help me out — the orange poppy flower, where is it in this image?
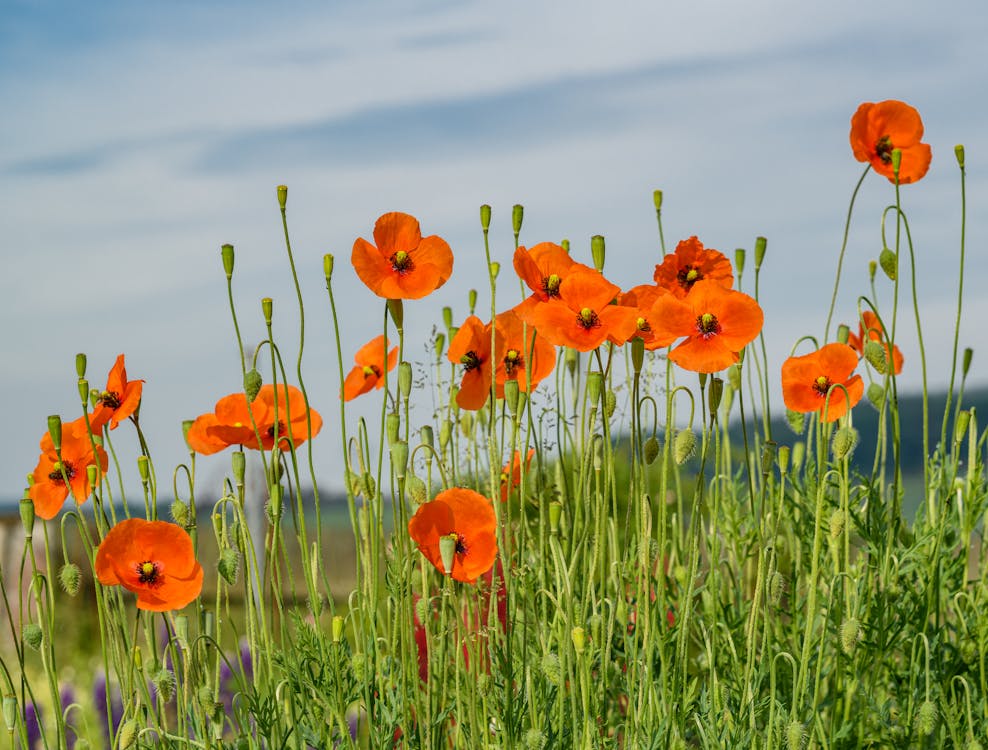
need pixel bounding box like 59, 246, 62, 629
191, 384, 322, 453
95, 518, 203, 612
408, 487, 498, 583
342, 335, 399, 401
351, 212, 453, 299
493, 309, 555, 397
29, 416, 108, 520
447, 316, 503, 410
523, 268, 639, 352
499, 448, 535, 502
653, 237, 733, 299
651, 280, 764, 373
612, 284, 677, 350
850, 100, 932, 184
781, 343, 864, 423
90, 354, 144, 432
847, 311, 904, 375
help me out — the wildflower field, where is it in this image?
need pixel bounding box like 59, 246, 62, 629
4, 100, 986, 748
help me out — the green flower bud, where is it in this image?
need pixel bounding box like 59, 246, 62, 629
480, 204, 492, 231
153, 667, 176, 703
829, 509, 846, 542
561, 238, 570, 254
87, 463, 99, 489
19, 495, 35, 538
117, 718, 138, 749
879, 248, 897, 280
840, 617, 861, 655
604, 390, 617, 420
490, 261, 500, 279
831, 426, 858, 461
261, 297, 273, 325
734, 248, 746, 276
59, 562, 81, 596
915, 699, 937, 736
708, 377, 724, 414
524, 728, 546, 750
754, 236, 767, 271
47, 414, 63, 452
785, 408, 805, 435
631, 336, 645, 374
955, 409, 972, 444
777, 445, 790, 474
218, 547, 241, 585
2, 695, 15, 732
674, 429, 697, 465
244, 369, 262, 402
591, 235, 606, 272
891, 148, 902, 175
512, 204, 524, 236
458, 411, 473, 436
643, 436, 660, 465
468, 289, 478, 314
760, 441, 777, 476
867, 383, 885, 411
541, 652, 562, 685
963, 347, 973, 377
863, 341, 888, 374
23, 623, 43, 651
571, 626, 586, 655
137, 455, 150, 484
170, 499, 190, 529
323, 253, 334, 282
276, 184, 288, 209
785, 720, 804, 750
955, 144, 965, 168
442, 306, 453, 331
769, 571, 785, 606
836, 324, 850, 345
791, 442, 805, 472
405, 474, 427, 505
332, 615, 345, 643
438, 420, 453, 452
221, 244, 235, 279
868, 260, 877, 283
75, 353, 87, 378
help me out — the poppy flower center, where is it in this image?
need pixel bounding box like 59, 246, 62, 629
99, 390, 122, 409
503, 349, 523, 376
137, 560, 162, 586
266, 420, 287, 439
453, 534, 467, 555
696, 313, 721, 338
543, 274, 562, 297
47, 460, 76, 484
813, 375, 832, 396
678, 266, 702, 290
875, 135, 894, 164
460, 351, 483, 372
390, 251, 413, 273
636, 316, 651, 333
362, 365, 381, 379
577, 308, 600, 330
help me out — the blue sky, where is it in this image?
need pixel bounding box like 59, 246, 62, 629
3, 0, 987, 500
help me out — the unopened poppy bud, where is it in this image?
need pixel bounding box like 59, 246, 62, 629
955, 144, 965, 168
754, 236, 767, 270
221, 244, 235, 279
549, 501, 562, 535
586, 371, 603, 406
47, 414, 63, 451
863, 341, 888, 374
734, 248, 746, 276
561, 238, 570, 254
604, 390, 617, 420
592, 435, 604, 471
276, 184, 287, 209
478, 204, 492, 232
524, 728, 546, 750
915, 699, 937, 736
955, 409, 972, 444
242, 369, 262, 402
512, 204, 524, 236
390, 440, 409, 480
2, 695, 16, 732
439, 533, 458, 575
218, 547, 240, 585
879, 248, 897, 280
791, 441, 805, 472
785, 408, 805, 435
785, 720, 804, 750
153, 667, 176, 703
20, 495, 35, 537
651, 189, 663, 211
708, 377, 723, 413
890, 148, 902, 176
504, 379, 520, 413
966, 740, 984, 750
87, 463, 99, 488
867, 383, 885, 411
760, 441, 777, 475
23, 622, 43, 651
829, 509, 846, 541
960, 637, 978, 665
571, 626, 586, 655
674, 429, 697, 465
769, 571, 785, 605
397, 361, 412, 400
869, 260, 878, 283
591, 235, 605, 272
840, 617, 861, 655
137, 455, 150, 484
117, 717, 138, 749
386, 412, 400, 446
962, 347, 973, 377
643, 435, 660, 465
386, 298, 403, 331
323, 253, 334, 282
541, 652, 562, 685
777, 445, 790, 474
631, 337, 645, 374
59, 562, 81, 596
458, 411, 473, 435
468, 289, 478, 314
836, 324, 850, 345
170, 499, 189, 527
261, 297, 273, 325
406, 474, 427, 505
438, 419, 452, 452
832, 426, 858, 461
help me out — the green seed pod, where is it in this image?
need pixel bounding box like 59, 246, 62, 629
438, 420, 453, 452
727, 363, 742, 391
276, 184, 288, 209
879, 248, 897, 280
390, 440, 409, 480
218, 548, 241, 586
753, 236, 767, 271
386, 412, 401, 446
891, 147, 902, 175
829, 509, 846, 542
117, 718, 138, 749
840, 617, 861, 655
480, 204, 492, 231
565, 347, 578, 379
23, 623, 43, 651
571, 626, 587, 655
836, 324, 850, 345
734, 248, 746, 276
785, 408, 805, 435
604, 390, 617, 420
962, 347, 973, 377
266, 484, 282, 524
19, 495, 35, 538
153, 668, 176, 703
439, 534, 458, 575
867, 383, 885, 411
785, 720, 804, 750
47, 414, 63, 452
458, 412, 473, 436
59, 562, 81, 596
760, 441, 777, 476
548, 501, 562, 535
643, 436, 660, 465
468, 289, 478, 314
708, 377, 724, 414
915, 699, 937, 736
768, 571, 785, 606
323, 253, 334, 282
791, 442, 805, 472
1, 695, 15, 732
869, 260, 877, 283
387, 298, 404, 331
137, 455, 150, 484
78, 378, 90, 405
541, 652, 562, 685
831, 427, 858, 461
955, 144, 965, 169
631, 336, 645, 375
244, 369, 263, 402
512, 204, 524, 236
863, 341, 888, 374
777, 445, 790, 474
561, 238, 570, 254
261, 297, 273, 325
955, 409, 972, 444
504, 379, 520, 413
591, 235, 606, 272
331, 615, 345, 643
221, 244, 235, 279
524, 728, 546, 750
674, 429, 697, 465
586, 372, 603, 406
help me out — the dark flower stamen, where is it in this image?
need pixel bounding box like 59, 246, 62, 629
390, 251, 413, 273
137, 561, 161, 586
460, 351, 482, 371
875, 135, 894, 164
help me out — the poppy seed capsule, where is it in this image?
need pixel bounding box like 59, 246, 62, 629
754, 236, 767, 271
777, 445, 790, 474
47, 414, 62, 451
1, 695, 14, 732
512, 204, 524, 235
955, 410, 972, 444
221, 244, 235, 279
760, 441, 777, 476
261, 297, 273, 325
836, 324, 850, 345
480, 204, 492, 231
869, 260, 878, 283
468, 289, 477, 313
879, 248, 897, 280
387, 298, 404, 330
549, 501, 562, 535
386, 412, 400, 446
963, 347, 973, 377
19, 496, 34, 537
390, 440, 409, 480
397, 361, 412, 399
734, 248, 746, 276
586, 372, 603, 406
438, 533, 458, 576
276, 184, 287, 209
591, 235, 605, 272
490, 261, 500, 279
955, 144, 965, 168
503, 379, 520, 413
891, 147, 902, 174
331, 614, 345, 643
653, 189, 663, 211
571, 626, 586, 655
77, 378, 89, 404
323, 253, 334, 282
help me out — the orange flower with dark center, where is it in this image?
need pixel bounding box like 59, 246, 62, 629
612, 284, 676, 350
651, 280, 763, 373
493, 309, 555, 397
29, 416, 108, 520
343, 335, 399, 401
850, 100, 932, 184
90, 354, 144, 432
190, 384, 322, 453
653, 237, 733, 299
499, 448, 535, 502
95, 518, 204, 612
847, 311, 904, 375
351, 212, 453, 299
408, 488, 497, 583
781, 343, 864, 423
448, 316, 504, 410
523, 268, 638, 352
513, 242, 586, 301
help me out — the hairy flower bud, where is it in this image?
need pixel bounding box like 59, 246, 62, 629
785, 720, 805, 750
674, 429, 697, 465
643, 436, 660, 465
218, 548, 241, 586
153, 668, 176, 703
244, 369, 262, 402
59, 562, 81, 596
480, 204, 492, 231
829, 509, 846, 542
23, 623, 43, 651
863, 341, 888, 374
785, 409, 805, 435
879, 248, 897, 281
405, 474, 427, 505
867, 383, 885, 411
915, 699, 937, 736
769, 571, 785, 606
831, 426, 858, 461
117, 718, 138, 749
840, 617, 861, 655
